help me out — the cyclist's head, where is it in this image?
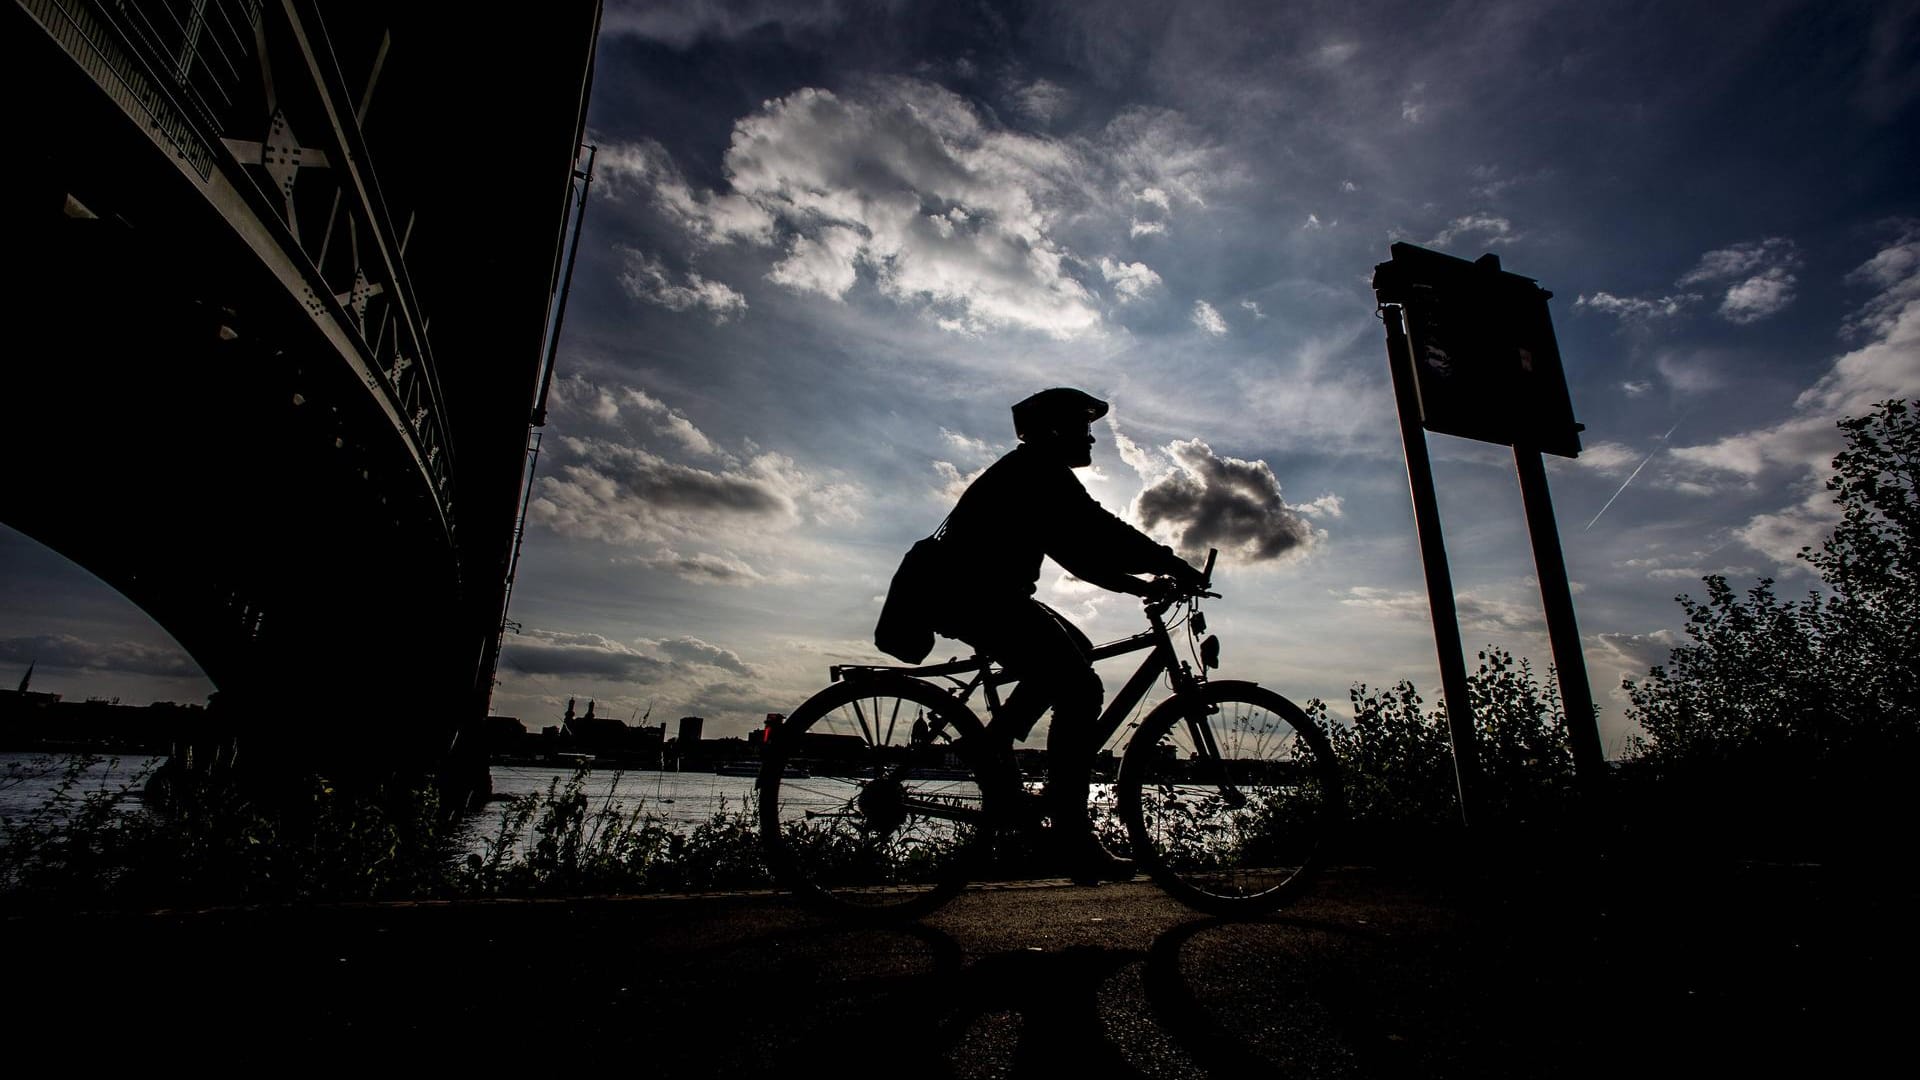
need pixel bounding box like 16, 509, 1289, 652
1012, 388, 1105, 468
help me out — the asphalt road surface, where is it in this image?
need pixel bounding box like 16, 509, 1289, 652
5, 864, 1909, 1076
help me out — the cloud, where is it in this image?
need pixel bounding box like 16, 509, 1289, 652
1240, 300, 1267, 319
765, 225, 865, 299
630, 550, 770, 586
1588, 629, 1683, 689
620, 387, 722, 458
602, 2, 851, 50
531, 436, 860, 555
1842, 221, 1920, 338
932, 459, 989, 501
606, 81, 1224, 340
1131, 439, 1325, 563
1580, 240, 1799, 326
1622, 380, 1652, 396
597, 140, 774, 245
939, 427, 1000, 464
1190, 300, 1227, 335
1469, 165, 1543, 201
1109, 425, 1170, 483
503, 630, 756, 683
1129, 219, 1167, 238
1663, 226, 1920, 562
1011, 78, 1071, 124
549, 374, 623, 425
1569, 441, 1642, 475
1574, 291, 1699, 321
0, 634, 201, 677
1303, 213, 1324, 230
550, 376, 729, 461
1295, 493, 1344, 518
1677, 237, 1801, 323
1098, 257, 1163, 303
651, 636, 755, 675
1644, 565, 1759, 582
1335, 587, 1545, 640
501, 630, 670, 681
1429, 213, 1517, 248
616, 247, 748, 322
1654, 349, 1730, 395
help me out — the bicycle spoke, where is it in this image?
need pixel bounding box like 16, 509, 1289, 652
1121, 683, 1340, 914
761, 678, 994, 917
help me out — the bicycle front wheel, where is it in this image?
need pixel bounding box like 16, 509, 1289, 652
759, 675, 995, 919
1118, 680, 1343, 916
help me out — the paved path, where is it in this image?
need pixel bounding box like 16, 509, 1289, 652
4, 865, 1910, 1076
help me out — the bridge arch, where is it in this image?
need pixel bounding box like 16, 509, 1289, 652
6, 0, 602, 782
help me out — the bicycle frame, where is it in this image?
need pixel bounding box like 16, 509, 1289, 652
828, 591, 1213, 765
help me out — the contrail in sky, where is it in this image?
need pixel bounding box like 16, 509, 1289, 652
1586, 421, 1681, 531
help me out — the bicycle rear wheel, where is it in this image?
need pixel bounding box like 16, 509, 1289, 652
759, 675, 995, 919
1118, 680, 1343, 916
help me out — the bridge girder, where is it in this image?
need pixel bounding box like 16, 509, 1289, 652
5, 0, 601, 777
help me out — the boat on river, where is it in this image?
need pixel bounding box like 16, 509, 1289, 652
714, 761, 809, 778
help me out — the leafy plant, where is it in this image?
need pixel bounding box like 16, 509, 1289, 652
1619, 399, 1920, 857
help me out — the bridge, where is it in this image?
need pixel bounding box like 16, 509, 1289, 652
4, 1, 601, 791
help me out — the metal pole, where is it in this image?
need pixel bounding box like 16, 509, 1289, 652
1512, 446, 1606, 797
1381, 305, 1481, 826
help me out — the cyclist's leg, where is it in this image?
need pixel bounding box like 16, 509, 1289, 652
942, 599, 1116, 873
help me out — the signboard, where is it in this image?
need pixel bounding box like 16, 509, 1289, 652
1372, 242, 1583, 458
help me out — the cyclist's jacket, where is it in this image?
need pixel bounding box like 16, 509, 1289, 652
936, 443, 1184, 604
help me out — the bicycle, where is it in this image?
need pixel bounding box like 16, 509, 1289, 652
756, 549, 1344, 920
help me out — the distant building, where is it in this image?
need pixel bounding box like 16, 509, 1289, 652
678, 716, 705, 745
483, 715, 527, 752
561, 698, 631, 754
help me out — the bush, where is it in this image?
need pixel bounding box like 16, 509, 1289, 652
1620, 399, 1920, 859
0, 755, 457, 910
456, 768, 769, 897
1306, 646, 1577, 862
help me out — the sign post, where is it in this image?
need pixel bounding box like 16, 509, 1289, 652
1372, 243, 1605, 815
1380, 302, 1482, 826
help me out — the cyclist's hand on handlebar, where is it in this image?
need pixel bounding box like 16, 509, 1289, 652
1167, 558, 1210, 595
1140, 576, 1181, 606
1143, 567, 1208, 606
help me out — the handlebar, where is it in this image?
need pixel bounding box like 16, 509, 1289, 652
1144, 547, 1221, 612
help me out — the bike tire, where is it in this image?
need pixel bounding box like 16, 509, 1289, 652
759, 674, 996, 920
1118, 680, 1344, 916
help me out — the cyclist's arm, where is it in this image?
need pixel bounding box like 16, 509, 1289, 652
1043, 470, 1196, 587
1053, 559, 1157, 597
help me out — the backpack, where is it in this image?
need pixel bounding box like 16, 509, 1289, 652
874, 522, 949, 663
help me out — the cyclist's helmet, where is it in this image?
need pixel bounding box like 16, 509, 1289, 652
1012, 387, 1108, 439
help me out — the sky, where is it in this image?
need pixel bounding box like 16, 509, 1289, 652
4, 0, 1918, 756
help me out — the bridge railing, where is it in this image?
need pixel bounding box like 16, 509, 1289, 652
22, 0, 458, 540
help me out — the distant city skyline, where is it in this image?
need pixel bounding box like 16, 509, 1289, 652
4, 0, 1917, 752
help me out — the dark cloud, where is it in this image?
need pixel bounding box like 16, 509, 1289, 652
1133, 439, 1321, 562
560, 440, 790, 516
637, 551, 768, 585
0, 634, 202, 677
500, 631, 669, 681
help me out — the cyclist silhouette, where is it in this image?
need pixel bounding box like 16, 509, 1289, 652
929, 388, 1206, 880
